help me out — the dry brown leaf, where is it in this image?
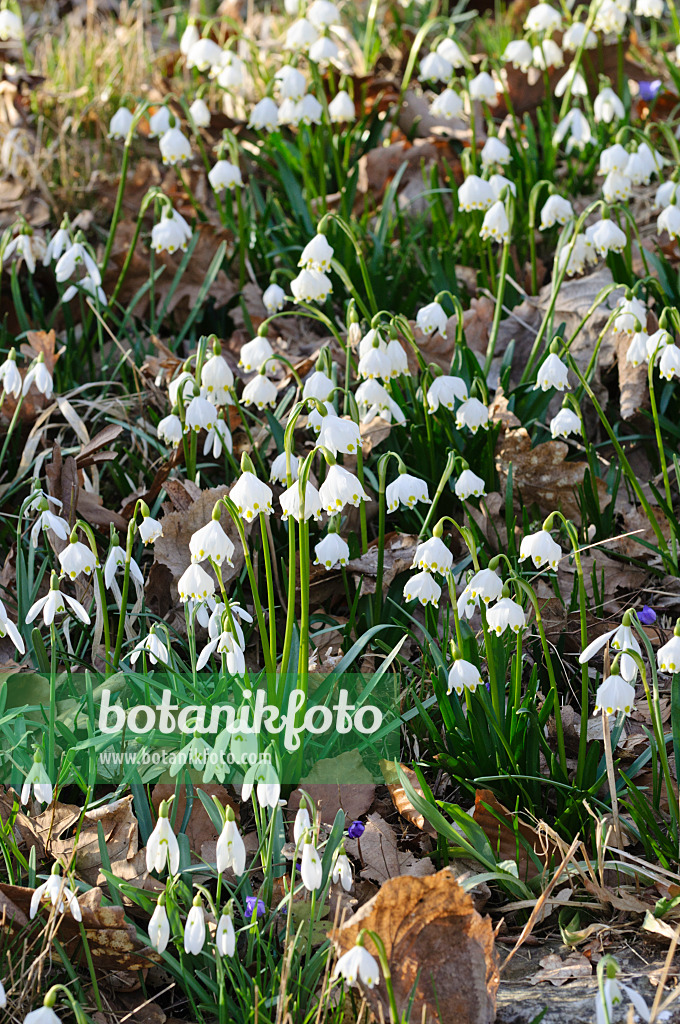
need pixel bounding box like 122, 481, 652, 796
381, 760, 436, 836
344, 812, 434, 883
529, 953, 592, 987
289, 749, 375, 827
331, 867, 499, 1024
473, 790, 560, 882
347, 532, 418, 596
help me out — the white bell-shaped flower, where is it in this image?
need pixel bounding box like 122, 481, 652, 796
230, 472, 274, 521
249, 97, 279, 131
502, 40, 533, 70
468, 71, 498, 103
146, 804, 180, 874
436, 38, 467, 67
468, 567, 503, 604
519, 530, 561, 569
201, 355, 234, 405
535, 352, 570, 391
333, 942, 380, 988
216, 810, 246, 875
130, 625, 170, 665
22, 359, 53, 398
593, 674, 635, 715
139, 514, 163, 544
26, 585, 91, 627
190, 519, 235, 566
243, 374, 278, 409
430, 88, 464, 118
411, 536, 452, 574
658, 633, 680, 674
319, 464, 368, 514
159, 126, 192, 165
303, 370, 334, 402
189, 98, 211, 127
481, 137, 511, 167
149, 900, 170, 953
151, 208, 192, 254
186, 37, 222, 70
58, 540, 98, 580
299, 234, 334, 272
291, 267, 333, 302
657, 205, 680, 241
209, 159, 242, 191
599, 143, 629, 175
332, 852, 352, 890
613, 297, 646, 334
456, 397, 489, 433
177, 563, 215, 603
30, 865, 82, 921
594, 87, 625, 123
602, 170, 632, 203
285, 17, 319, 50
263, 283, 286, 313
455, 469, 486, 500
0, 598, 24, 655
185, 395, 217, 433
314, 533, 350, 569
524, 3, 562, 32
309, 36, 340, 64
420, 51, 453, 83
386, 473, 430, 511
157, 413, 183, 447
301, 834, 323, 891
554, 66, 587, 98
317, 415, 361, 455
308, 0, 341, 27
216, 911, 236, 956
280, 480, 323, 522
239, 335, 273, 373
588, 219, 627, 258
659, 344, 680, 381
532, 40, 564, 70
20, 751, 51, 804
0, 351, 22, 398
539, 194, 574, 230
480, 200, 510, 243
647, 328, 673, 363
553, 108, 590, 151
550, 408, 581, 439
403, 571, 441, 607
104, 546, 143, 590
458, 174, 494, 211
594, 0, 627, 33
487, 596, 526, 635
579, 622, 641, 682
108, 107, 134, 139
448, 658, 482, 695
148, 106, 172, 137
275, 65, 307, 100
296, 94, 324, 125
270, 451, 300, 484
329, 90, 355, 122
426, 375, 468, 412
416, 300, 447, 337
563, 21, 597, 50
184, 899, 206, 955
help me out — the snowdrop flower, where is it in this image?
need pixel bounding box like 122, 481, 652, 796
216, 808, 246, 875
579, 618, 641, 682
456, 397, 489, 433
626, 330, 649, 367
554, 67, 587, 98
550, 407, 582, 439
184, 898, 206, 955
563, 21, 597, 50
420, 51, 453, 83
430, 88, 464, 118
55, 242, 101, 285
131, 626, 169, 666
328, 90, 355, 122
276, 65, 307, 101
196, 628, 245, 674
334, 942, 380, 989
139, 513, 163, 544
520, 530, 561, 569
208, 159, 242, 191
146, 801, 180, 874
249, 97, 279, 131
280, 480, 323, 521
231, 472, 274, 522
319, 465, 368, 514
2, 231, 44, 274
216, 909, 236, 956
242, 761, 280, 808
536, 352, 569, 391
658, 628, 680, 673
524, 3, 562, 32
263, 282, 286, 313
159, 126, 192, 165
539, 195, 573, 230
332, 851, 352, 890
658, 205, 680, 241
30, 865, 82, 922
403, 571, 441, 607
553, 108, 590, 151
532, 40, 563, 69
314, 533, 350, 569
458, 175, 494, 211
426, 375, 468, 412
659, 343, 680, 380
243, 374, 278, 409
0, 8, 23, 39
480, 200, 510, 243
386, 473, 430, 511
108, 107, 134, 139
104, 546, 143, 590
416, 300, 447, 337
177, 563, 215, 604
0, 596, 24, 655
291, 267, 333, 302
43, 223, 72, 265
187, 37, 222, 71
0, 349, 22, 398
455, 468, 486, 500
412, 536, 453, 573
58, 539, 98, 580
293, 806, 313, 844
593, 674, 635, 715
26, 580, 90, 628
151, 208, 192, 254
21, 750, 51, 805
594, 87, 625, 124
285, 17, 319, 50
487, 596, 526, 635
190, 519, 234, 567
502, 39, 533, 71
300, 233, 334, 272
468, 71, 498, 103
317, 415, 361, 455
301, 834, 323, 891
61, 274, 106, 305
309, 35, 340, 64
148, 898, 170, 953
448, 657, 482, 695
481, 137, 511, 168
30, 504, 69, 548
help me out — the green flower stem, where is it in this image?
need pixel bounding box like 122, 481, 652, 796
375, 453, 404, 622
355, 447, 369, 555
77, 520, 111, 675
484, 220, 511, 376
364, 930, 400, 1024
418, 449, 457, 540
260, 511, 277, 687
101, 102, 151, 275
0, 392, 24, 469
112, 507, 141, 670
109, 188, 159, 308
49, 621, 57, 780
647, 360, 678, 567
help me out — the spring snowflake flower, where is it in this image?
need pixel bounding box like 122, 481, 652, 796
328, 90, 355, 122
602, 170, 632, 203
300, 234, 334, 272
456, 397, 489, 433
532, 40, 563, 70
386, 473, 430, 511
458, 175, 494, 212
487, 596, 526, 635
535, 352, 569, 391
285, 17, 319, 50
659, 344, 680, 381
593, 674, 635, 715
594, 87, 625, 124
189, 98, 211, 128
502, 40, 533, 71
437, 37, 467, 67
416, 300, 447, 337
148, 899, 170, 953
556, 234, 589, 277
209, 159, 242, 191
148, 106, 171, 137
131, 626, 170, 666
626, 330, 649, 367
308, 401, 335, 433
276, 65, 307, 100
0, 350, 22, 398
30, 866, 81, 922
280, 480, 323, 522
151, 208, 192, 254
249, 97, 279, 131
239, 335, 273, 373
263, 283, 286, 313
599, 143, 628, 176
524, 2, 562, 32
186, 37, 222, 70
657, 630, 680, 673
563, 22, 597, 50
243, 374, 278, 409
0, 598, 24, 655
594, 0, 627, 33
177, 563, 215, 604
301, 835, 323, 891
24, 1008, 62, 1024
412, 536, 453, 573
291, 268, 332, 302
0, 8, 23, 38
21, 751, 51, 804
334, 943, 380, 989
190, 520, 235, 567
216, 809, 246, 875
309, 36, 340, 64
146, 802, 180, 874
448, 658, 482, 695
108, 107, 134, 139
404, 571, 441, 607
654, 181, 679, 210
540, 194, 573, 230
420, 51, 453, 83
296, 95, 324, 124
555, 67, 587, 98
58, 540, 98, 580
185, 395, 217, 433
270, 451, 299, 484
455, 468, 486, 500
139, 513, 163, 544
481, 137, 511, 168
612, 297, 646, 334
303, 370, 334, 402
587, 219, 627, 258
647, 328, 673, 363
319, 465, 368, 514
314, 533, 350, 569
358, 343, 391, 381
550, 407, 581, 439
308, 0, 341, 27
216, 910, 236, 956
430, 88, 464, 118
579, 622, 641, 682
468, 568, 503, 605
202, 355, 234, 406
317, 415, 361, 455
159, 126, 191, 165
519, 530, 561, 569
26, 584, 91, 628
635, 0, 664, 14
468, 71, 498, 104
553, 108, 590, 151
332, 852, 352, 890
426, 375, 468, 412
480, 200, 510, 243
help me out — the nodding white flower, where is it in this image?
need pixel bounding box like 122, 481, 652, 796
208, 159, 242, 191
385, 338, 410, 378
553, 108, 590, 151
2, 232, 45, 274
555, 67, 587, 98
130, 629, 169, 665
635, 143, 664, 182
146, 804, 180, 875
550, 407, 582, 439
480, 200, 510, 244
177, 563, 216, 604
249, 97, 279, 131
22, 358, 53, 399
334, 943, 380, 989
216, 811, 246, 875
148, 899, 170, 953
659, 344, 680, 381
647, 328, 673, 363
0, 351, 22, 398
468, 71, 498, 103
357, 344, 391, 382
58, 540, 98, 580
300, 234, 334, 272
563, 21, 597, 50
185, 394, 217, 433
148, 106, 172, 137
151, 208, 192, 254
30, 866, 82, 922
332, 852, 353, 890
317, 415, 361, 455
214, 50, 246, 89
594, 674, 635, 715
197, 628, 245, 673
594, 87, 625, 124
24, 1008, 62, 1024
291, 267, 332, 302
239, 335, 273, 373
243, 374, 278, 409
278, 97, 299, 127
139, 514, 163, 544
626, 330, 649, 367
242, 760, 281, 808
356, 379, 404, 424
202, 355, 234, 405
481, 137, 511, 168
319, 465, 369, 514
285, 17, 319, 50
263, 283, 286, 313
184, 900, 206, 955
556, 233, 589, 277
230, 471, 274, 522
0, 8, 23, 39
20, 752, 51, 805
280, 480, 323, 522
657, 205, 680, 241
658, 633, 680, 673
654, 180, 679, 210
624, 152, 650, 186
420, 51, 453, 83
536, 352, 570, 391
204, 418, 232, 459
216, 910, 236, 956
303, 370, 334, 402
635, 0, 664, 13
579, 623, 641, 682
159, 126, 192, 165
524, 2, 562, 32
416, 300, 447, 337
426, 375, 468, 412
539, 194, 573, 230
190, 520, 235, 567
458, 175, 494, 212
456, 397, 489, 434
276, 66, 307, 101
26, 586, 91, 627
168, 370, 195, 408
487, 596, 526, 635
43, 226, 71, 265
448, 658, 483, 695
314, 533, 350, 569
455, 469, 486, 500
489, 175, 516, 200
468, 568, 503, 605
270, 451, 300, 485
0, 598, 24, 655
187, 37, 222, 70
602, 170, 632, 203
436, 37, 467, 67
412, 536, 453, 574
301, 835, 323, 891
404, 571, 441, 607
613, 297, 646, 334
328, 90, 355, 122
294, 807, 312, 844
532, 40, 564, 70
189, 98, 211, 128
309, 35, 340, 64
308, 0, 341, 26
108, 107, 134, 139
104, 546, 143, 590
520, 530, 561, 569
61, 274, 106, 306
599, 143, 629, 176
386, 473, 430, 511
55, 242, 101, 286
430, 88, 464, 118
502, 39, 533, 71
30, 507, 69, 548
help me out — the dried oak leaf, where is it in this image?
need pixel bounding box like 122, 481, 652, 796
344, 813, 434, 883
331, 867, 499, 1024
347, 532, 418, 597
289, 749, 375, 827
473, 790, 560, 882
151, 783, 238, 857
381, 760, 436, 837
530, 953, 592, 987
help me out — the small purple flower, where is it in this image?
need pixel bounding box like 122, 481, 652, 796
639, 80, 662, 101
347, 820, 365, 839
245, 897, 266, 920
639, 605, 657, 625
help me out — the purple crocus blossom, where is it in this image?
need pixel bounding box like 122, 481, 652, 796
347, 820, 365, 839
638, 80, 662, 101
245, 896, 266, 919
639, 605, 657, 625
